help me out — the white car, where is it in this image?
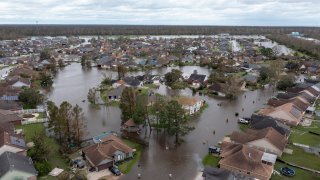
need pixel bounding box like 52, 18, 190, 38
238, 117, 250, 124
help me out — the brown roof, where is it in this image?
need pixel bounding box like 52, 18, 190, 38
83, 135, 133, 166
124, 119, 136, 127
230, 127, 287, 151
219, 142, 273, 179
306, 87, 320, 96
0, 122, 15, 134
0, 109, 24, 124
177, 96, 199, 106
0, 130, 26, 150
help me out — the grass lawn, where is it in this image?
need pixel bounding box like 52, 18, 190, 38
289, 130, 320, 147
144, 83, 160, 89
137, 87, 149, 96
18, 123, 69, 170
36, 112, 45, 119
239, 123, 249, 132
118, 139, 143, 174
281, 145, 320, 171
202, 154, 220, 167
290, 121, 320, 147
271, 161, 320, 180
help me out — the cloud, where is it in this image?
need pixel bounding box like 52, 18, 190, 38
0, 0, 319, 26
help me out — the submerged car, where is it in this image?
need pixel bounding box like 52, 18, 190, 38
238, 117, 250, 124
109, 166, 121, 176
209, 146, 221, 154
280, 167, 295, 177
73, 159, 85, 169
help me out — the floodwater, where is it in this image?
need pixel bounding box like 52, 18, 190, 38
46, 63, 275, 180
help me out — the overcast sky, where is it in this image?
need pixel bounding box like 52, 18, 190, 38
0, 0, 319, 26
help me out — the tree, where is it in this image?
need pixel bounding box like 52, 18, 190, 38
224, 76, 240, 99
117, 64, 127, 80
0, 50, 5, 58
164, 100, 193, 144
58, 59, 64, 67
47, 101, 87, 150
285, 61, 300, 71
164, 69, 183, 87
18, 88, 43, 109
40, 48, 51, 60
47, 101, 64, 144
29, 131, 51, 162
59, 101, 73, 146
277, 75, 295, 91
87, 88, 96, 104
260, 47, 275, 59
120, 87, 136, 121
71, 105, 87, 147
270, 59, 284, 83
81, 55, 88, 66
39, 72, 53, 88
259, 66, 275, 82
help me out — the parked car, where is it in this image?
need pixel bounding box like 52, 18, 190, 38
208, 146, 221, 154
109, 166, 121, 176
280, 167, 295, 177
73, 159, 85, 169
238, 117, 250, 124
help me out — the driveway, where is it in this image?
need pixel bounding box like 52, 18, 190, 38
87, 169, 113, 180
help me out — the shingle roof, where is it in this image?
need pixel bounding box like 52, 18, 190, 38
250, 114, 291, 136
230, 127, 287, 152
83, 135, 133, 166
0, 151, 37, 177
219, 142, 273, 179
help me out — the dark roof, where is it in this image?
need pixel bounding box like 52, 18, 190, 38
0, 151, 37, 177
188, 73, 206, 83
276, 92, 299, 100
123, 77, 141, 87
107, 85, 125, 97
250, 114, 291, 136
209, 83, 222, 92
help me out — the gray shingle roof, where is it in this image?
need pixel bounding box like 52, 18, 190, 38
0, 152, 37, 177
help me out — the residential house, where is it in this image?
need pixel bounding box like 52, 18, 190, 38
188, 70, 206, 88
0, 100, 22, 111
0, 129, 27, 156
6, 77, 31, 88
219, 142, 274, 180
97, 56, 113, 69
0, 151, 37, 180
208, 83, 226, 97
177, 96, 204, 115
107, 85, 125, 101
250, 114, 291, 137
202, 167, 253, 180
112, 77, 143, 88
0, 86, 21, 101
259, 102, 304, 126
121, 119, 140, 133
229, 127, 288, 157
82, 135, 134, 171
242, 74, 258, 85
0, 109, 24, 125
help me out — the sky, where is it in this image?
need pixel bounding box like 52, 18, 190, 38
0, 0, 320, 26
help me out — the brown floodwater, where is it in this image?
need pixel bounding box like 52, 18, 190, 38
46, 63, 274, 180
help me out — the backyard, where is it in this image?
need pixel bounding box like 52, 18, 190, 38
17, 123, 69, 171
271, 161, 320, 180
118, 139, 143, 174
281, 145, 320, 171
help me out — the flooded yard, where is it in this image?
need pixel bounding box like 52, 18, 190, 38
46, 63, 275, 180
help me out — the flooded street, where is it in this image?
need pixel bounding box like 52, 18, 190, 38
47, 63, 275, 180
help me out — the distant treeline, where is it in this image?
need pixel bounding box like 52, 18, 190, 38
1, 25, 320, 40
267, 34, 320, 59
